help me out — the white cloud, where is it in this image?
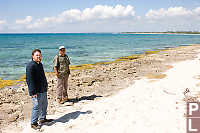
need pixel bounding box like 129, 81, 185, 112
145, 7, 192, 19
27, 19, 43, 29
0, 20, 6, 25
144, 7, 200, 31
58, 4, 135, 22
167, 7, 192, 16
16, 16, 32, 24
27, 5, 136, 29
79, 5, 135, 20
4, 5, 200, 32
0, 20, 6, 32
60, 9, 82, 22
193, 7, 200, 17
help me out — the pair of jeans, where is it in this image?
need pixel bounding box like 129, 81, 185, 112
31, 92, 48, 124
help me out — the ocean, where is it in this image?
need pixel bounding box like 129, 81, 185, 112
0, 33, 200, 80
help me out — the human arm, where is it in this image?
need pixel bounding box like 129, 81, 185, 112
53, 55, 59, 78
54, 66, 59, 78
26, 63, 37, 96
40, 63, 48, 89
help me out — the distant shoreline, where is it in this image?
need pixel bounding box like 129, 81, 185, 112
121, 32, 200, 35
1, 32, 200, 34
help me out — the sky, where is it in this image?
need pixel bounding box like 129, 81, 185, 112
0, 0, 200, 33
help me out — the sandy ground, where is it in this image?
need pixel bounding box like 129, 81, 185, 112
2, 49, 200, 133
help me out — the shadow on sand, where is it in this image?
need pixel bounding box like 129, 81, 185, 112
43, 94, 102, 127
68, 94, 103, 104
46, 110, 92, 126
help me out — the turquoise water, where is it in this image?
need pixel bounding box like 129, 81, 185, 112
0, 33, 200, 80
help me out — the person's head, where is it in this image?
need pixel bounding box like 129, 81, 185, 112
32, 49, 42, 63
59, 46, 66, 56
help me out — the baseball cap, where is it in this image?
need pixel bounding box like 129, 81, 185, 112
59, 46, 65, 50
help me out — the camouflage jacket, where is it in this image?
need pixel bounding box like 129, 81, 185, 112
53, 54, 70, 78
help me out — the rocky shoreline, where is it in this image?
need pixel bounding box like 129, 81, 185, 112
1, 44, 200, 131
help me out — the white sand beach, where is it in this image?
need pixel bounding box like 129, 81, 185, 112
4, 50, 200, 133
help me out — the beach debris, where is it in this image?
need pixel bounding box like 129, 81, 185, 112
183, 88, 190, 95
183, 96, 198, 102
183, 88, 198, 102
8, 113, 19, 122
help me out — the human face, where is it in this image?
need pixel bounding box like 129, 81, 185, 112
32, 51, 42, 63
59, 48, 66, 56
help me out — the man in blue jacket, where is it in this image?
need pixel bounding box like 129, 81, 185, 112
26, 49, 52, 130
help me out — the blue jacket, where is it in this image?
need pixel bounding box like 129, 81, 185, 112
26, 60, 48, 96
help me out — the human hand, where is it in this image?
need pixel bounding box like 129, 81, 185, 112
32, 94, 37, 98
56, 73, 59, 78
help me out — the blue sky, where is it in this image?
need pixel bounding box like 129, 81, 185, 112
0, 0, 200, 33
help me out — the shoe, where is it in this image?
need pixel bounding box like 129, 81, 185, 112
63, 97, 68, 102
61, 97, 69, 103
39, 118, 54, 124
58, 99, 65, 104
31, 123, 41, 130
